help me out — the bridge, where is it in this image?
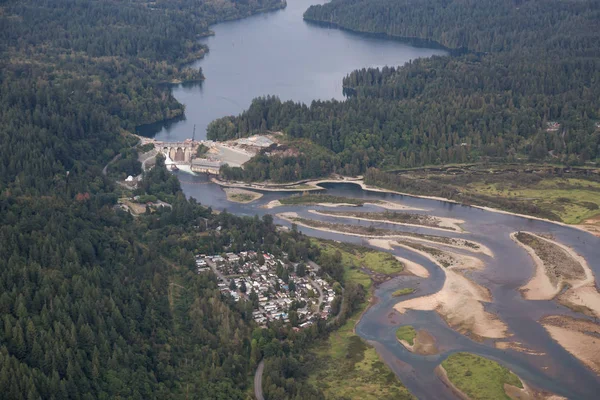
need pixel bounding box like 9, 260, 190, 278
155, 139, 200, 163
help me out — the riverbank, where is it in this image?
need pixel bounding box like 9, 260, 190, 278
215, 175, 600, 237
278, 213, 492, 256
223, 188, 263, 203
309, 209, 465, 233
512, 231, 600, 318
306, 243, 414, 399
368, 238, 507, 340
541, 316, 600, 376
396, 327, 439, 355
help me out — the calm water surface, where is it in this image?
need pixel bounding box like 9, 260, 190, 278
146, 0, 600, 397
140, 0, 446, 141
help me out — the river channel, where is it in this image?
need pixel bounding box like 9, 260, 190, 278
144, 0, 600, 398
178, 178, 600, 399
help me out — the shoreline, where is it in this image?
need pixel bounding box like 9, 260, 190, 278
223, 187, 263, 204
369, 238, 507, 340
213, 175, 598, 237
541, 315, 600, 377
278, 212, 493, 257
512, 231, 600, 318
397, 329, 439, 355
434, 365, 471, 400
309, 209, 465, 233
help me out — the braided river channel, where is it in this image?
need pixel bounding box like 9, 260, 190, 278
142, 0, 600, 398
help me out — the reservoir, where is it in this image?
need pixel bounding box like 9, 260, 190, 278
140, 0, 600, 397
139, 0, 446, 141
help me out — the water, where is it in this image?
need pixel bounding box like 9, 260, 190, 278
139, 0, 600, 397
138, 0, 447, 140
178, 175, 600, 398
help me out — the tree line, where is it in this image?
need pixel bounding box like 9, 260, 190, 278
208, 0, 600, 182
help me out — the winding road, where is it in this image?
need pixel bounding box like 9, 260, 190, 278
254, 359, 265, 400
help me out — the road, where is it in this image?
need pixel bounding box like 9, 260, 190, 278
138, 148, 158, 172
254, 359, 265, 400
102, 153, 122, 176
207, 260, 227, 283
307, 276, 324, 309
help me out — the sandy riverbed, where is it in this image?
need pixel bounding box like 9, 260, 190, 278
371, 238, 507, 340
278, 213, 493, 257
495, 341, 545, 356
512, 232, 600, 318
541, 316, 600, 376
309, 209, 465, 233
398, 329, 439, 355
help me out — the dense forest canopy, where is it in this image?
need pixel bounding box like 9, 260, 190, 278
0, 0, 350, 398
209, 0, 600, 182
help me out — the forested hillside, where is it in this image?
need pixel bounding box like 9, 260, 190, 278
208, 0, 600, 181
0, 0, 329, 398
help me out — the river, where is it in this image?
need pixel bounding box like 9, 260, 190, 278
143, 0, 600, 398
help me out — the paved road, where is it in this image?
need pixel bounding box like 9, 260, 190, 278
254, 359, 265, 400
138, 149, 158, 171
102, 154, 122, 176
307, 276, 324, 309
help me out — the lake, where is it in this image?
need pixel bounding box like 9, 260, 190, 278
138, 0, 446, 141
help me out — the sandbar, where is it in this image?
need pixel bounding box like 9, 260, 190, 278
385, 239, 506, 339
512, 231, 600, 318
309, 209, 465, 233
398, 329, 439, 355
541, 315, 600, 376
278, 213, 492, 256
223, 188, 263, 203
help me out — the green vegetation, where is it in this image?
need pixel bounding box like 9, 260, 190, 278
308, 303, 413, 400
441, 353, 523, 400
365, 166, 600, 224
138, 143, 156, 153
392, 288, 416, 297
312, 239, 405, 287
280, 193, 368, 206
231, 193, 255, 202
219, 137, 337, 182
467, 178, 600, 224
319, 210, 458, 231
395, 326, 417, 346
196, 143, 210, 158
209, 0, 600, 203
515, 232, 585, 283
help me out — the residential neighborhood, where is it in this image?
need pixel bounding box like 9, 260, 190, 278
196, 251, 337, 328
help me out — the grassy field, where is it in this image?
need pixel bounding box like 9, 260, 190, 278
392, 288, 416, 297
441, 353, 523, 400
368, 165, 600, 225
467, 177, 600, 224
396, 326, 416, 346
306, 238, 414, 399
313, 239, 405, 288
